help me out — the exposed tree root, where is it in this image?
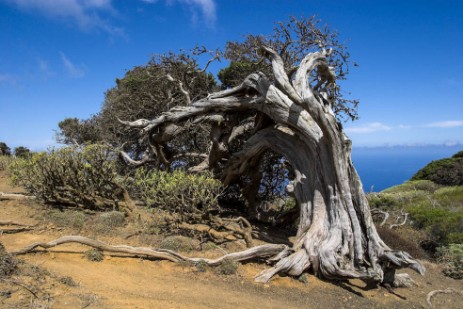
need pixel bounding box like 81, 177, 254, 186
0, 221, 34, 234
426, 288, 463, 308
11, 235, 287, 268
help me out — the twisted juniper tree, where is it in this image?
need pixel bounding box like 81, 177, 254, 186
118, 17, 424, 285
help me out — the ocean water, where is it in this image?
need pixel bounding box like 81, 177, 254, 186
351, 145, 462, 192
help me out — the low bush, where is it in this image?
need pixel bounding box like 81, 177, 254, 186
8, 144, 127, 210
407, 204, 463, 246
159, 236, 199, 252
48, 210, 87, 230
0, 156, 13, 171
93, 211, 126, 234
0, 243, 17, 278
85, 249, 104, 262
214, 259, 238, 275
437, 244, 463, 279
133, 168, 223, 215
382, 180, 440, 194
376, 226, 428, 259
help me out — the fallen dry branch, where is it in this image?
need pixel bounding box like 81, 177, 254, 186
0, 278, 38, 298
0, 227, 33, 234
0, 221, 35, 234
11, 235, 288, 273
0, 192, 35, 201
426, 288, 463, 308
0, 221, 33, 227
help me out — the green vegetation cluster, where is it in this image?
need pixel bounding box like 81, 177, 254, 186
8, 144, 127, 210
368, 151, 463, 279
133, 168, 223, 217
411, 151, 463, 186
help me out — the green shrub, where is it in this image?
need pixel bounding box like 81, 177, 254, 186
0, 156, 13, 171
133, 168, 223, 219
382, 180, 440, 194
59, 276, 78, 287
368, 193, 400, 208
93, 211, 126, 234
407, 204, 463, 245
433, 186, 463, 208
0, 243, 17, 278
159, 236, 199, 252
452, 151, 463, 158
411, 157, 463, 186
437, 244, 463, 279
376, 226, 428, 259
48, 210, 87, 230
85, 249, 104, 262
215, 259, 239, 275
194, 260, 209, 273
8, 144, 126, 210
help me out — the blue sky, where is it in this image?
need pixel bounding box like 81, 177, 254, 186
0, 0, 462, 151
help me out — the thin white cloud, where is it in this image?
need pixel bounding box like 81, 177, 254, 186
2, 0, 122, 35
142, 0, 216, 26
0, 73, 16, 85
37, 58, 53, 78
60, 53, 86, 78
425, 121, 463, 128
344, 122, 393, 134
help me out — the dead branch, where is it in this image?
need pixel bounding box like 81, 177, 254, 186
11, 235, 288, 269
0, 221, 34, 227
0, 278, 38, 298
0, 192, 35, 201
0, 227, 33, 234
426, 288, 463, 308
371, 208, 389, 227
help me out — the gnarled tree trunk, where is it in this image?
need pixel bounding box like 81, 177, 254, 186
121, 47, 424, 286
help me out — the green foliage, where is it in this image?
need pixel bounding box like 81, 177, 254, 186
411, 153, 463, 186
0, 142, 11, 156
194, 260, 209, 273
224, 16, 358, 121
8, 144, 125, 210
159, 236, 199, 252
93, 211, 126, 234
85, 249, 104, 262
452, 151, 463, 158
218, 61, 268, 89
56, 117, 101, 145
13, 146, 31, 158
47, 210, 87, 230
297, 274, 309, 284
133, 168, 223, 219
214, 259, 239, 276
0, 155, 13, 171
59, 276, 78, 287
0, 243, 17, 278
382, 180, 440, 193
367, 179, 463, 252
376, 226, 428, 259
437, 244, 463, 279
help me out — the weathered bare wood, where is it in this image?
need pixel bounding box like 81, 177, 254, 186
426, 288, 463, 308
0, 192, 35, 200
12, 235, 288, 266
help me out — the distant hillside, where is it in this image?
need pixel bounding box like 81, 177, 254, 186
411, 150, 463, 186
